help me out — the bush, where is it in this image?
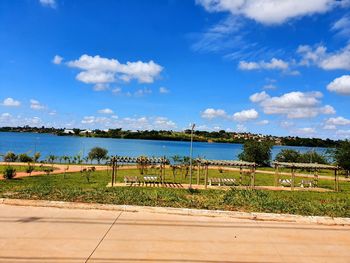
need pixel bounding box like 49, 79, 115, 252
275, 149, 301, 163
26, 165, 35, 175
18, 153, 33, 163
3, 166, 16, 179
298, 151, 328, 164
3, 151, 17, 162
238, 141, 272, 166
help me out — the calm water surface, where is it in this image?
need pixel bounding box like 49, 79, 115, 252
0, 132, 327, 161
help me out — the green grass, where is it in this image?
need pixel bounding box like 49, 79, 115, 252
0, 168, 349, 217
0, 165, 54, 173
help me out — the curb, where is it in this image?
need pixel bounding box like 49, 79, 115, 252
1, 198, 349, 226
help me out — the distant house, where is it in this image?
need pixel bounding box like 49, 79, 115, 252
80, 130, 92, 135
63, 129, 74, 134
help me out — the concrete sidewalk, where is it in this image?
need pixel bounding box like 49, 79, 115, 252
0, 204, 349, 262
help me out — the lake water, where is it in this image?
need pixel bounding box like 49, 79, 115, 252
0, 132, 327, 161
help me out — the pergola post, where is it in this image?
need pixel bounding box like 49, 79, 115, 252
314, 168, 318, 187
291, 167, 295, 191
250, 166, 255, 189
334, 169, 339, 192
197, 163, 200, 185
204, 164, 208, 189
274, 164, 279, 187
239, 166, 243, 186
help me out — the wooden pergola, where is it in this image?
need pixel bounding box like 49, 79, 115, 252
273, 162, 340, 191
108, 156, 170, 186
196, 159, 257, 189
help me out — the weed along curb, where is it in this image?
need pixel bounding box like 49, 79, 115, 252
1, 198, 350, 226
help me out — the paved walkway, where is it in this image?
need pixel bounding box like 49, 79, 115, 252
0, 204, 349, 262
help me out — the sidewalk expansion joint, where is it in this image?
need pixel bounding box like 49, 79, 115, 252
85, 211, 123, 262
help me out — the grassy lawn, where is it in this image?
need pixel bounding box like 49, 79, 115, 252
0, 168, 349, 217
0, 164, 55, 173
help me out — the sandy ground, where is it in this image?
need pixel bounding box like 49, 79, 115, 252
0, 203, 349, 262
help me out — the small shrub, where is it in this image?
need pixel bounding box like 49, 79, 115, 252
43, 167, 54, 175
26, 165, 35, 175
3, 166, 16, 179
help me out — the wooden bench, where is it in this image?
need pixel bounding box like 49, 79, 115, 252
300, 179, 314, 188
124, 176, 139, 186
279, 179, 292, 187
209, 178, 236, 186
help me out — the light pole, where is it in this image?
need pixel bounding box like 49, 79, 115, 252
189, 123, 195, 188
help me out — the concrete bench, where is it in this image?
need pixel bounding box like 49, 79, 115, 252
143, 176, 159, 184
124, 176, 139, 185
279, 179, 292, 187
300, 179, 314, 188
209, 178, 236, 186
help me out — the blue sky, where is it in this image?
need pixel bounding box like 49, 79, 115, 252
1, 0, 350, 139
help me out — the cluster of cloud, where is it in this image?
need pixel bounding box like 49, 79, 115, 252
238, 58, 300, 75
297, 44, 350, 70
250, 91, 335, 119
201, 108, 259, 122
196, 0, 349, 25
327, 75, 350, 95
0, 112, 42, 127
65, 54, 163, 91
30, 99, 46, 110
1, 98, 21, 107
80, 115, 177, 130
238, 58, 289, 71
39, 0, 56, 8
331, 15, 350, 37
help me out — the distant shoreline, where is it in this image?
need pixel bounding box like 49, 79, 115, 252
0, 129, 337, 148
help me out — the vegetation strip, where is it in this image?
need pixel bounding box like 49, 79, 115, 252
1, 198, 349, 226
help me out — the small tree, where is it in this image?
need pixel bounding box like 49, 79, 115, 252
33, 152, 41, 163
238, 141, 272, 166
18, 153, 33, 163
47, 155, 57, 166
275, 149, 301, 163
333, 140, 350, 177
88, 147, 108, 164
3, 151, 17, 162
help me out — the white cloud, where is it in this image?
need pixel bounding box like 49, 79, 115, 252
296, 127, 316, 135
192, 16, 244, 53
327, 75, 350, 95
52, 55, 63, 65
332, 15, 350, 37
196, 0, 342, 25
232, 109, 259, 122
239, 58, 289, 71
256, 120, 269, 125
298, 44, 350, 70
80, 115, 177, 130
250, 91, 335, 119
323, 124, 337, 130
1, 98, 21, 107
326, 116, 350, 125
67, 54, 163, 90
249, 91, 269, 103
134, 88, 152, 97
112, 87, 122, 95
201, 108, 227, 119
39, 0, 56, 8
30, 99, 46, 110
159, 87, 170, 94
98, 108, 114, 115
